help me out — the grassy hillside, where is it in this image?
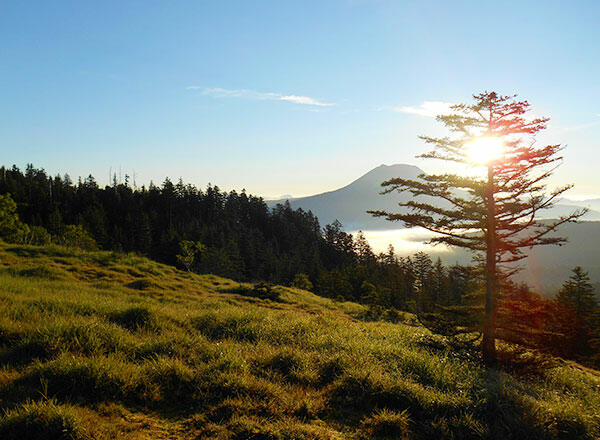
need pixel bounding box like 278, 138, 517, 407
0, 242, 599, 439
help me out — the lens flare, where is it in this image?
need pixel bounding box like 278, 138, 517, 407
465, 137, 504, 164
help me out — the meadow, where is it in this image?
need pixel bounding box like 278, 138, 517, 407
0, 241, 598, 439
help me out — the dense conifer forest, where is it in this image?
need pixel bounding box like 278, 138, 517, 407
0, 164, 466, 304
1, 164, 599, 367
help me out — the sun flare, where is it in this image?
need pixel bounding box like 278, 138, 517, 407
465, 137, 504, 165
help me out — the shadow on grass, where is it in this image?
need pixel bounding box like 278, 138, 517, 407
323, 363, 590, 440
219, 283, 283, 302
0, 341, 57, 368
0, 356, 278, 424
125, 278, 159, 291
5, 246, 74, 260
108, 306, 157, 332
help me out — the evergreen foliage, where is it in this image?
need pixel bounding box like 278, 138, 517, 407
556, 266, 598, 318
0, 164, 472, 311
369, 91, 586, 363
1, 162, 599, 366
555, 267, 600, 358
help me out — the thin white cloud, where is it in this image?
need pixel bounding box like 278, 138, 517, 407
188, 87, 335, 107
280, 95, 329, 106
392, 101, 455, 117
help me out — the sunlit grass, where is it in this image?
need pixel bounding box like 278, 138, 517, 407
0, 240, 598, 439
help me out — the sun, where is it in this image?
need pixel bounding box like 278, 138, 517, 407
465, 137, 504, 165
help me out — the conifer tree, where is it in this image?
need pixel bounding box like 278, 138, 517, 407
556, 266, 598, 319
370, 91, 586, 364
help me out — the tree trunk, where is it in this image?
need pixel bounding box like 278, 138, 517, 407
482, 164, 497, 365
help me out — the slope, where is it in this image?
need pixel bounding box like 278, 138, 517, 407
0, 242, 599, 439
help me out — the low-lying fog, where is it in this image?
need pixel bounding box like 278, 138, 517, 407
350, 228, 471, 264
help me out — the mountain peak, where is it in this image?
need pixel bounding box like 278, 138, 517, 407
267, 163, 426, 229
350, 164, 423, 188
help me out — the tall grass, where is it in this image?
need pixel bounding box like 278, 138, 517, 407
0, 241, 599, 439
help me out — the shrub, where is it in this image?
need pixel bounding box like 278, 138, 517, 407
55, 225, 98, 251
176, 240, 205, 272
358, 304, 385, 322
0, 193, 30, 243
223, 283, 281, 301
25, 226, 53, 245
292, 273, 313, 291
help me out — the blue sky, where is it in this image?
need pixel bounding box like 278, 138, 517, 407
2, 1, 599, 198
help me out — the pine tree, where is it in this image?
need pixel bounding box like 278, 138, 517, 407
134, 212, 153, 255
413, 251, 433, 312
370, 91, 586, 364
354, 231, 375, 266
556, 267, 598, 319
554, 268, 599, 360
431, 257, 447, 305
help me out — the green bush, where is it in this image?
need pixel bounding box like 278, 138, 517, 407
292, 273, 313, 291
55, 225, 98, 251
25, 225, 53, 245
0, 193, 30, 243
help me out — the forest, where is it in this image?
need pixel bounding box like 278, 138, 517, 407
1, 164, 599, 367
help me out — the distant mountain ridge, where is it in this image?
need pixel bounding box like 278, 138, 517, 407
267, 164, 424, 229
268, 164, 600, 230
268, 164, 600, 294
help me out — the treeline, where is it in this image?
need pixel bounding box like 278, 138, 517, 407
0, 165, 464, 300
0, 165, 478, 307
1, 164, 599, 366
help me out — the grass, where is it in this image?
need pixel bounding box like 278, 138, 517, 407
0, 241, 599, 439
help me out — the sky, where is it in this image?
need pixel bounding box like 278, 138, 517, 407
2, 0, 600, 199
